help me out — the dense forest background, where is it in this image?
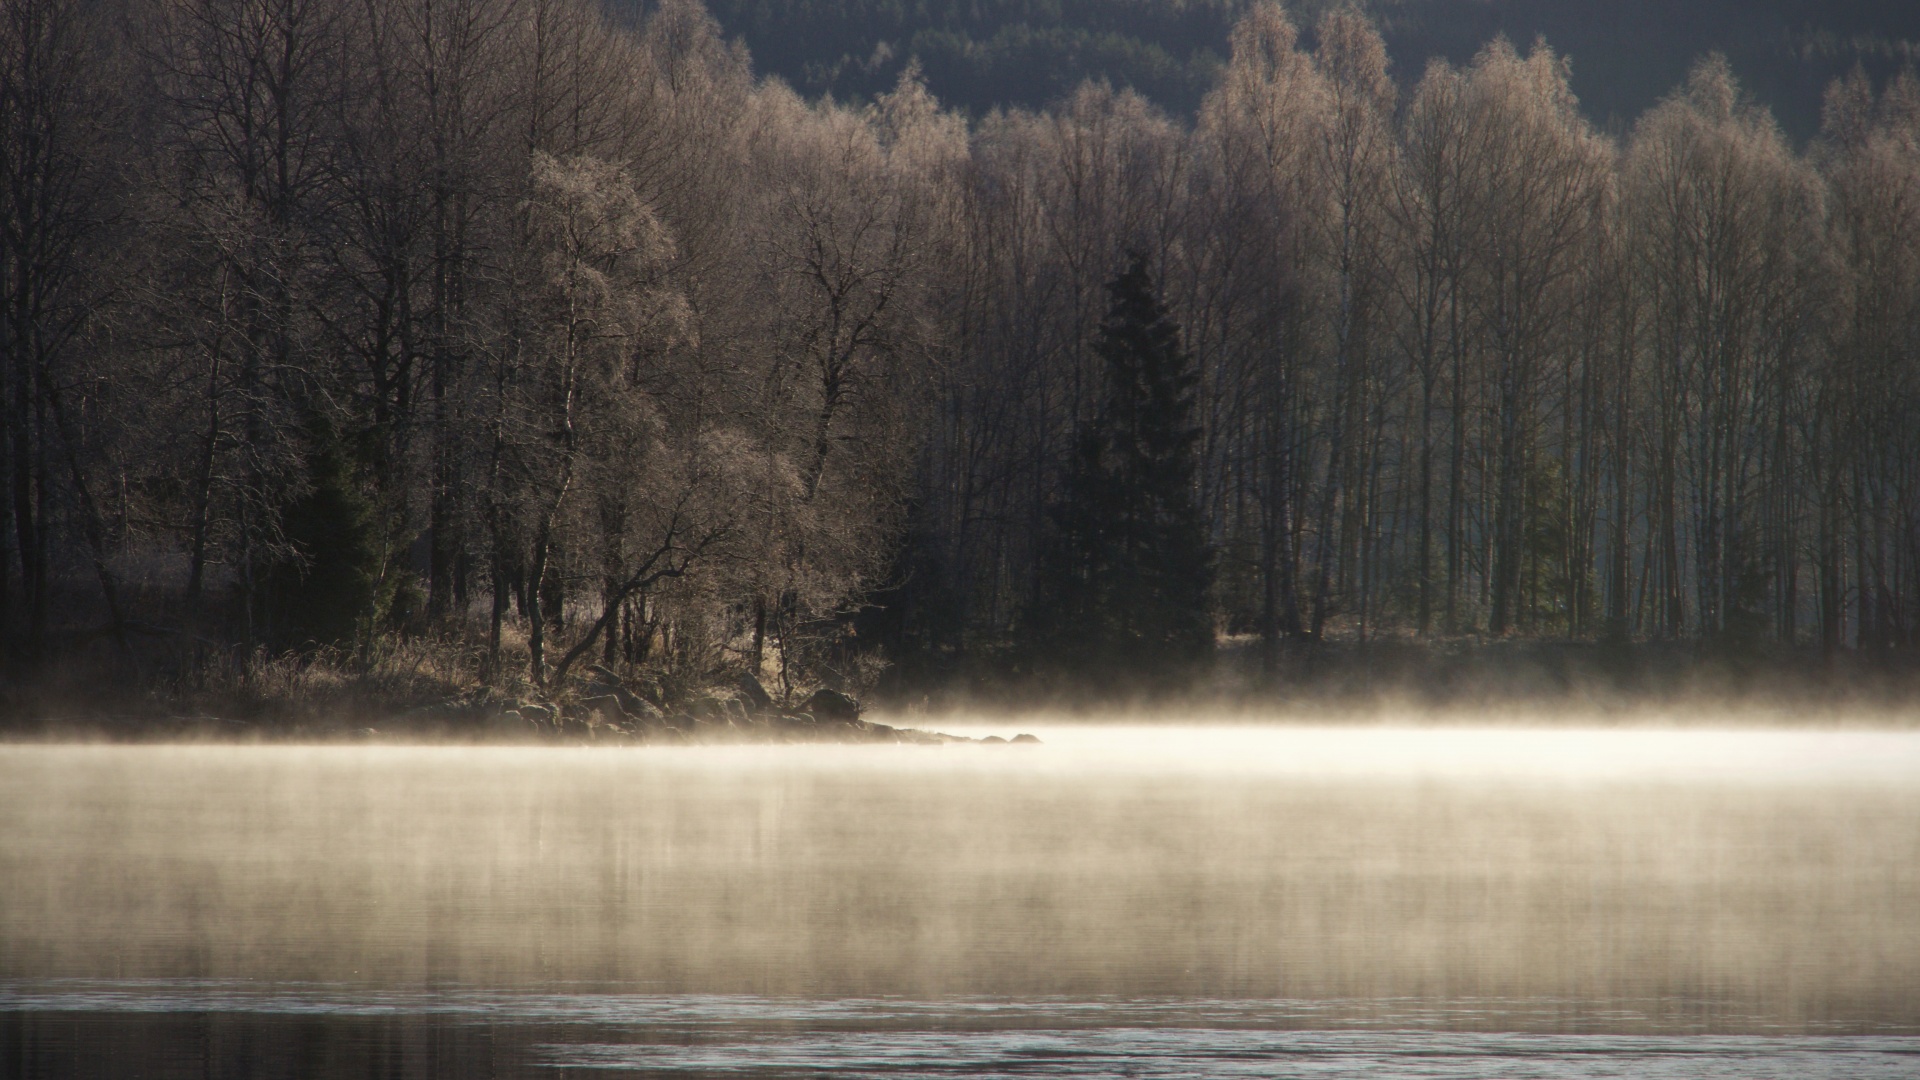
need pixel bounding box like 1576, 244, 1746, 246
704, 0, 1920, 141
3, 0, 1920, 716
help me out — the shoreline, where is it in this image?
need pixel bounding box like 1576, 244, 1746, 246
3, 639, 1917, 742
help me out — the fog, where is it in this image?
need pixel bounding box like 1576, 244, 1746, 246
4, 721, 1915, 1033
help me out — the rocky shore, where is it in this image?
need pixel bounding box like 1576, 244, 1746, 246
451, 670, 1033, 746
3, 668, 1040, 746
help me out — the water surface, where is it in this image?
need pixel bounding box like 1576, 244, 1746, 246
8, 983, 1920, 1078
3, 724, 1916, 1075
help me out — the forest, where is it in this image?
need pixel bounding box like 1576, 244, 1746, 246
704, 0, 1920, 139
2, 0, 1919, 721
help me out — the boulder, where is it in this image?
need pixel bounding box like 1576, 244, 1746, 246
485, 711, 536, 738
623, 697, 667, 726
579, 694, 630, 728
555, 703, 594, 735
688, 696, 728, 721
1011, 733, 1043, 745
736, 673, 775, 715
583, 674, 652, 719
804, 687, 861, 724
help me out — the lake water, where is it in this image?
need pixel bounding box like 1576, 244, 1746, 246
3, 724, 1918, 1076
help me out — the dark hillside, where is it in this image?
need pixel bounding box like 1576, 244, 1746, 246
701, 0, 1240, 118
1377, 0, 1920, 140
697, 0, 1920, 138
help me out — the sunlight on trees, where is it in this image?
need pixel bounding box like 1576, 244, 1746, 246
3, 0, 1919, 705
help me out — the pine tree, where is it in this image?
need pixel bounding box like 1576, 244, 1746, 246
1028, 253, 1213, 680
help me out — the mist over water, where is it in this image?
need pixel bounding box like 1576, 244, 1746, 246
4, 719, 1918, 1075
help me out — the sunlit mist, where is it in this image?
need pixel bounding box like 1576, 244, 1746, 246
5, 720, 1916, 1036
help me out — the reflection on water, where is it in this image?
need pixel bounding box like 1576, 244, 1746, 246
1, 725, 1917, 1073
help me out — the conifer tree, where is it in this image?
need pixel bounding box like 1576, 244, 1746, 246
1029, 253, 1213, 679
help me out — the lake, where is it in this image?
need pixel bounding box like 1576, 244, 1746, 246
3, 723, 1917, 1076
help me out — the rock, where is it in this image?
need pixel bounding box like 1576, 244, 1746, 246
1011, 733, 1042, 745
981, 735, 1007, 744
486, 711, 537, 738
766, 713, 817, 738
516, 703, 557, 729
584, 675, 651, 719
555, 704, 594, 735
579, 694, 630, 727
687, 696, 728, 722
624, 697, 666, 725
723, 698, 750, 725
804, 687, 861, 724
736, 673, 775, 714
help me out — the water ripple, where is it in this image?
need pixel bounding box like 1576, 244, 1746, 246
542, 1028, 1920, 1078
5, 982, 1916, 1079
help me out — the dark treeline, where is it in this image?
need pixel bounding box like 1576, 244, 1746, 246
3, 0, 1919, 711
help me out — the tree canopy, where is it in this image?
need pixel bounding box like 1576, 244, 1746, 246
3, 0, 1920, 716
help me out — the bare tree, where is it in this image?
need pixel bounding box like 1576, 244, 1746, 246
1818, 67, 1920, 652
512, 150, 680, 684
0, 0, 126, 662
1625, 55, 1822, 643
1458, 39, 1608, 636
1390, 58, 1476, 636
1194, 1, 1319, 655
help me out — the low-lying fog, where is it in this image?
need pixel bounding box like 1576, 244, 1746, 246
3, 719, 1916, 1032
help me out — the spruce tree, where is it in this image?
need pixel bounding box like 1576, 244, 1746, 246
258, 425, 379, 651
1028, 252, 1213, 680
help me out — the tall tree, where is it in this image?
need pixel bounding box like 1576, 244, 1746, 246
1625, 55, 1821, 643
1304, 6, 1395, 640
1195, 0, 1316, 656
1391, 57, 1474, 637
1028, 252, 1211, 680
1461, 39, 1608, 636
1818, 67, 1920, 653
0, 0, 124, 664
